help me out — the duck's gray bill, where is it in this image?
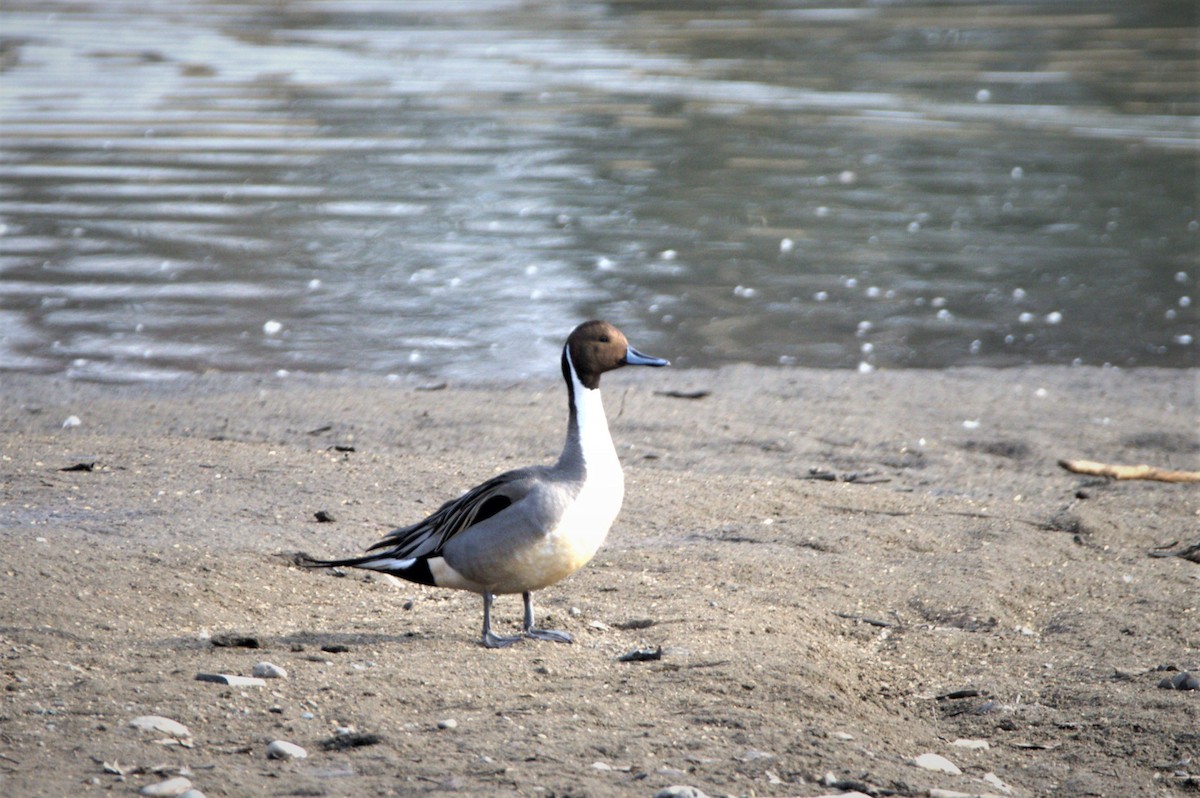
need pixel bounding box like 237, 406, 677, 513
624, 346, 670, 367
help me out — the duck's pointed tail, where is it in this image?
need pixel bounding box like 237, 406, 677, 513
293, 551, 437, 586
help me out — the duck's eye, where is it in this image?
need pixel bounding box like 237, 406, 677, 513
599, 335, 610, 343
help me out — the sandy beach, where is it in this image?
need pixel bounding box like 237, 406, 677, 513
1, 365, 1196, 797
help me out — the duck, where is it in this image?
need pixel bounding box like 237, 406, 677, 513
298, 320, 668, 647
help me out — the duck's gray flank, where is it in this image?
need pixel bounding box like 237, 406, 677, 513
298, 320, 668, 648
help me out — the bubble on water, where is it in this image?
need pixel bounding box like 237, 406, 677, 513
1012, 287, 1026, 301
857, 361, 875, 374
861, 342, 874, 354
813, 291, 829, 302
845, 277, 858, 288
815, 206, 830, 218
263, 320, 283, 335
1005, 334, 1015, 344
733, 285, 757, 298
907, 221, 921, 233
779, 237, 794, 253
865, 286, 881, 299
1011, 167, 1024, 179
975, 89, 991, 102
936, 308, 954, 321
1035, 388, 1048, 398
969, 339, 982, 354
838, 170, 857, 185
1180, 296, 1192, 307
778, 355, 796, 365
856, 320, 872, 335
659, 249, 677, 261
1046, 311, 1063, 324
1018, 312, 1034, 323
275, 369, 290, 378
524, 265, 538, 276
1166, 309, 1177, 320
914, 297, 926, 306
931, 297, 947, 308
1188, 220, 1198, 232
1175, 334, 1194, 346
307, 278, 321, 291
596, 256, 615, 271
1175, 271, 1189, 283
408, 351, 422, 364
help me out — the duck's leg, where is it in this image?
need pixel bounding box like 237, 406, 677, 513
481, 591, 523, 648
521, 591, 573, 643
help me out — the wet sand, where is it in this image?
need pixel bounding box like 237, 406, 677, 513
0, 365, 1196, 797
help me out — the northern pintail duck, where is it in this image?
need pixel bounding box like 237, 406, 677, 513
299, 320, 668, 647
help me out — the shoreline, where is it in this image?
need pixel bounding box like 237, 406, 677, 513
1, 365, 1197, 797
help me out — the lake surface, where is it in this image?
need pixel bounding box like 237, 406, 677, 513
1, 0, 1196, 382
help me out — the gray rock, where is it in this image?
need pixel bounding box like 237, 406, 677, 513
129, 715, 191, 739
913, 752, 962, 775
139, 776, 193, 797
653, 788, 710, 798
266, 740, 307, 760
251, 662, 288, 679
1158, 671, 1200, 690
195, 673, 267, 687
437, 718, 458, 730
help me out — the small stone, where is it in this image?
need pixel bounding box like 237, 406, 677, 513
653, 787, 710, 798
832, 731, 855, 741
195, 673, 267, 687
210, 633, 259, 648
983, 772, 1014, 794
252, 662, 288, 679
914, 752, 962, 775
951, 738, 990, 750
130, 715, 191, 739
179, 791, 208, 798
437, 718, 458, 730
62, 415, 82, 428
266, 740, 307, 760
1159, 671, 1200, 690
139, 776, 193, 797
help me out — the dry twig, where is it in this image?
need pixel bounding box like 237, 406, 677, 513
1058, 459, 1200, 483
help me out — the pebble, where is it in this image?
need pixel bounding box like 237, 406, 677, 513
983, 772, 1014, 793
1159, 671, 1200, 690
139, 776, 193, 797
951, 738, 991, 750
195, 673, 267, 687
179, 791, 207, 798
437, 718, 458, 730
266, 740, 308, 760
129, 715, 191, 739
252, 662, 288, 679
913, 752, 962, 775
62, 415, 82, 428
653, 787, 710, 798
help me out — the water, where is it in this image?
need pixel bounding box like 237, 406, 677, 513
1, 0, 1196, 382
